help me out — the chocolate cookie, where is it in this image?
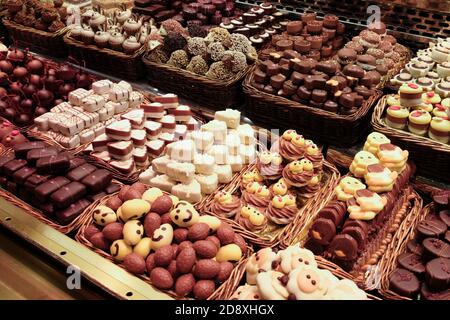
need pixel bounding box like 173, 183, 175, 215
397, 252, 425, 275
417, 220, 447, 240
423, 238, 450, 260
389, 268, 420, 299
328, 234, 358, 261
406, 239, 424, 256
309, 218, 336, 245
438, 210, 450, 228
425, 258, 450, 292
420, 283, 450, 300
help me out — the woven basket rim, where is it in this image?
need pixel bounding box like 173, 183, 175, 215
75, 190, 253, 300
142, 52, 252, 88
378, 201, 430, 300
243, 64, 383, 122
3, 16, 68, 37
64, 31, 146, 59
371, 95, 450, 153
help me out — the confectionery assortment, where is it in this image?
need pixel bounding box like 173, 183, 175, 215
0, 44, 94, 126
306, 133, 415, 274
140, 108, 255, 203
209, 129, 323, 230
383, 85, 450, 144
231, 245, 367, 300
0, 141, 119, 225
83, 185, 247, 299
32, 79, 143, 151
6, 0, 66, 33
1, 1, 450, 301
390, 37, 450, 92
68, 8, 148, 54
145, 22, 256, 79
388, 190, 449, 300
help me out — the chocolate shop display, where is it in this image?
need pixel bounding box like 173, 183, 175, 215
0, 141, 121, 232
380, 190, 450, 300
142, 23, 256, 108
2, 0, 68, 57
77, 185, 249, 299
303, 133, 423, 288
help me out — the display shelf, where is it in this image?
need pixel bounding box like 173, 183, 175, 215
0, 196, 173, 300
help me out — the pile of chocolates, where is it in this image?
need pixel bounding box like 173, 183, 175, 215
33, 79, 144, 150
133, 0, 241, 26
209, 129, 324, 230
384, 85, 450, 144
251, 56, 380, 115
231, 246, 367, 300
146, 22, 256, 80
6, 0, 66, 32
259, 13, 345, 61
336, 22, 409, 84
390, 37, 450, 92
141, 108, 255, 203
0, 44, 94, 126
0, 141, 119, 225
388, 190, 449, 300
0, 119, 28, 148
83, 185, 248, 299
306, 133, 414, 273
69, 8, 148, 54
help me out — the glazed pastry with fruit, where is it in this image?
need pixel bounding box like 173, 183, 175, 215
399, 83, 423, 107
235, 205, 267, 232
429, 116, 450, 143
84, 185, 248, 300
232, 245, 367, 300
209, 191, 241, 218
408, 109, 432, 136
385, 105, 410, 130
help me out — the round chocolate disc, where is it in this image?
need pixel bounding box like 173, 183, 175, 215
309, 218, 336, 245
423, 238, 450, 259
317, 202, 346, 226
304, 238, 325, 255
389, 268, 420, 299
420, 283, 450, 300
341, 226, 366, 250
432, 190, 450, 210
425, 258, 450, 292
406, 239, 424, 256
397, 252, 426, 275
417, 220, 447, 240
329, 234, 358, 261
438, 210, 450, 228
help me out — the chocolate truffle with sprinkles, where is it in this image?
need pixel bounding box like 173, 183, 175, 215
147, 47, 169, 64
186, 55, 209, 75
164, 32, 187, 52
167, 50, 189, 69
206, 61, 234, 80
188, 24, 207, 38
208, 42, 226, 61
205, 27, 231, 44
161, 19, 189, 38
187, 37, 207, 56
228, 33, 252, 54
222, 50, 247, 73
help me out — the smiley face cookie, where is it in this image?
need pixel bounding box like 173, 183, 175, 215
363, 132, 391, 155
278, 245, 317, 274
377, 143, 409, 173
349, 151, 380, 178
230, 285, 261, 300
169, 200, 200, 227
286, 265, 329, 300
364, 164, 398, 193
334, 177, 367, 201
347, 189, 387, 220
256, 270, 290, 300
246, 248, 279, 285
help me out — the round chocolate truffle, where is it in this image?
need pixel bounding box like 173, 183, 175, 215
389, 268, 420, 299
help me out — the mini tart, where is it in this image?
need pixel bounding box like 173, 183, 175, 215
414, 102, 433, 113
406, 61, 430, 78
421, 91, 441, 105
399, 83, 423, 107
430, 44, 450, 64
266, 194, 298, 225
386, 105, 409, 130
235, 205, 267, 232
433, 104, 449, 118
256, 152, 284, 180
426, 71, 441, 84
278, 130, 306, 161
429, 116, 450, 144
415, 55, 435, 69
413, 77, 434, 92
390, 72, 413, 86
210, 192, 241, 218
442, 98, 450, 108
436, 62, 450, 79
282, 160, 314, 187
435, 81, 450, 98
386, 94, 401, 106
408, 110, 432, 136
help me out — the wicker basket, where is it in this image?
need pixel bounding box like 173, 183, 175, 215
372, 95, 450, 183
64, 32, 146, 81
203, 160, 340, 248
378, 202, 431, 300
2, 18, 68, 57
243, 66, 383, 148
219, 253, 380, 300
76, 191, 253, 300
142, 54, 251, 110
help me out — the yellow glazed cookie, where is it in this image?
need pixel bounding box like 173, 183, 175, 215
349, 151, 380, 178
364, 164, 398, 193
334, 177, 366, 201
408, 110, 432, 136
363, 132, 391, 154
377, 143, 409, 173
429, 116, 450, 143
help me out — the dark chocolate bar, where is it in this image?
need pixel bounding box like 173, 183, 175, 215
81, 169, 112, 194
34, 176, 70, 200
3, 159, 27, 177
27, 147, 58, 166
66, 164, 97, 182
13, 141, 46, 158
55, 199, 91, 225
50, 181, 87, 209
36, 154, 70, 175
13, 167, 36, 184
